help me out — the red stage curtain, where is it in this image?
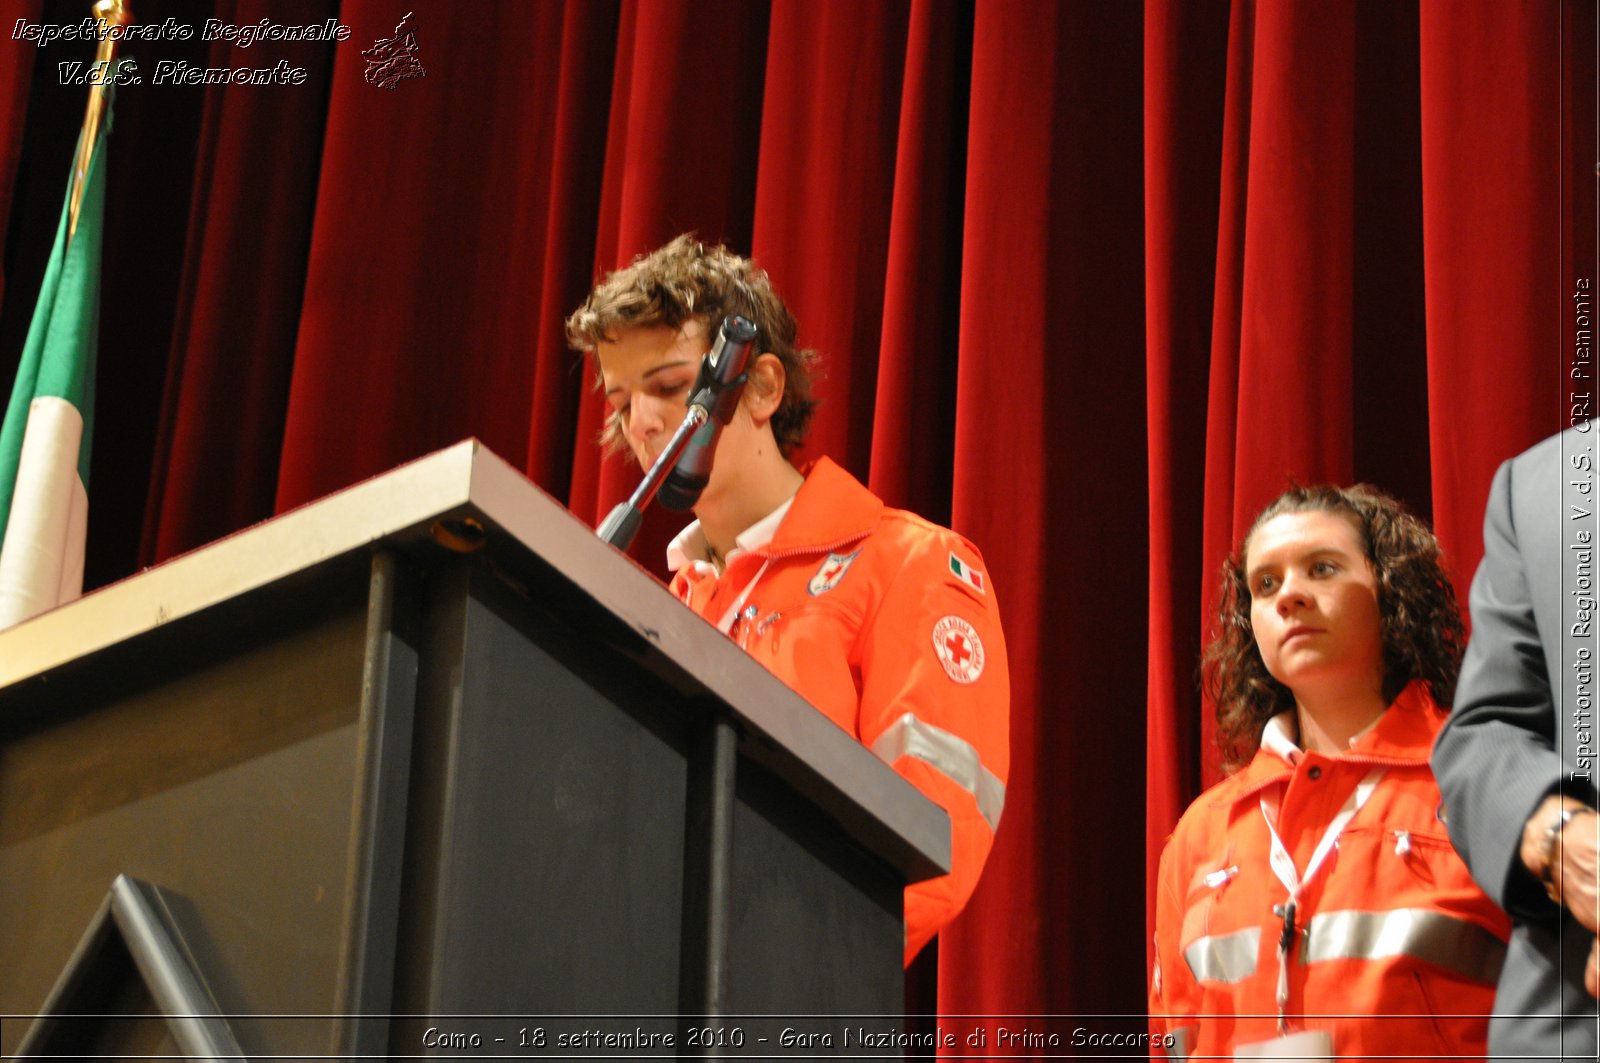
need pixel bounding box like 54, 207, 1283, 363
1420, 0, 1570, 590
942, 0, 1150, 1021
0, 0, 1592, 1039
275, 0, 576, 511
140, 0, 334, 562
1143, 0, 1231, 976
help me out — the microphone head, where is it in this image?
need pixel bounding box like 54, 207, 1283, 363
718, 314, 758, 348
656, 319, 757, 514
658, 469, 709, 512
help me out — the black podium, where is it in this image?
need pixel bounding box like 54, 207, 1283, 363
0, 440, 948, 1060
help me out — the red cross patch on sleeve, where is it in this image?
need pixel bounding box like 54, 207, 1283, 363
931, 615, 986, 683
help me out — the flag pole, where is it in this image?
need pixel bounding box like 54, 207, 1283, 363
0, 0, 125, 627
68, 0, 131, 240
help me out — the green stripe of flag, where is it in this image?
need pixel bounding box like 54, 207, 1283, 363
0, 83, 112, 549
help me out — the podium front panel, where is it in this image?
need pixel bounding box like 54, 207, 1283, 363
392, 562, 690, 1020
0, 576, 373, 1058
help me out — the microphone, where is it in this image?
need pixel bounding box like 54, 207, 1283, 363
658, 315, 759, 511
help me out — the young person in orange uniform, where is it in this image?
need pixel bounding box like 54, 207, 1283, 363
566, 235, 1009, 965
1150, 485, 1511, 1059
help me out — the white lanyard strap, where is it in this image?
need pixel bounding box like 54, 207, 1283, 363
1259, 767, 1385, 1034
716, 557, 772, 635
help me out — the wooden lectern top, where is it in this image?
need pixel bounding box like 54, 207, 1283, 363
0, 439, 949, 884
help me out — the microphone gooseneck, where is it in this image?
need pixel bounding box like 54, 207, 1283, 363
595, 315, 759, 548
658, 316, 759, 512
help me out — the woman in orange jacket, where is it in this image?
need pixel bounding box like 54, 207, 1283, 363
1151, 484, 1510, 1060
566, 235, 1009, 965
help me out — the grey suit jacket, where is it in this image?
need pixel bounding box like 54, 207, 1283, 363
1434, 426, 1600, 1061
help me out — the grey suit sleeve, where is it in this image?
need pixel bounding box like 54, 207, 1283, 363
1433, 458, 1573, 920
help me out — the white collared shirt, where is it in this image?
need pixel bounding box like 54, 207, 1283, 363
666, 497, 795, 576
1261, 710, 1385, 768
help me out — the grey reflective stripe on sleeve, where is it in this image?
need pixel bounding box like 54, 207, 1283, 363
1301, 909, 1507, 983
870, 712, 1005, 833
1164, 1024, 1195, 1061
1182, 926, 1260, 984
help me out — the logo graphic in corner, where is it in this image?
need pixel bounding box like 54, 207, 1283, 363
364, 11, 426, 90
932, 615, 985, 684
808, 549, 861, 596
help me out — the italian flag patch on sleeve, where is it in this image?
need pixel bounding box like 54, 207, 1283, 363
948, 552, 986, 594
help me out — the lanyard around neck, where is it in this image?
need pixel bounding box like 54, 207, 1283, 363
715, 557, 772, 635
1258, 766, 1385, 1034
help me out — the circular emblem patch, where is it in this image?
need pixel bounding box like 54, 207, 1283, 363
931, 615, 985, 684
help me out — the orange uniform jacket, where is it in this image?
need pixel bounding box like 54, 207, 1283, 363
1150, 683, 1510, 1060
669, 457, 1010, 964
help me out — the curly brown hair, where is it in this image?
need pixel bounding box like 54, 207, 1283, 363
1202, 483, 1465, 772
565, 234, 819, 458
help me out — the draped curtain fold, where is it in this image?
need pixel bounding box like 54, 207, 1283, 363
1420, 0, 1569, 583
0, 0, 1591, 1035
140, 0, 334, 561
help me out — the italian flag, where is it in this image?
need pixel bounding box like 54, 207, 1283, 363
0, 107, 110, 630
948, 552, 986, 594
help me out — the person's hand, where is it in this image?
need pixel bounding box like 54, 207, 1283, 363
1524, 800, 1600, 997
1521, 797, 1599, 929
1556, 810, 1599, 932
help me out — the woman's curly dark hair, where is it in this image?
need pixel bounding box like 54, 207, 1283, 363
1202, 484, 1465, 773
